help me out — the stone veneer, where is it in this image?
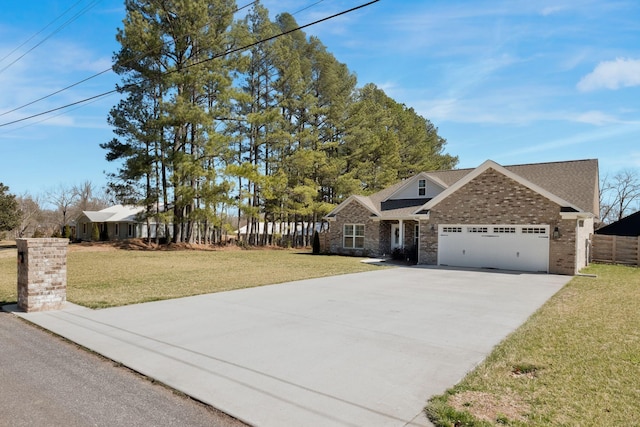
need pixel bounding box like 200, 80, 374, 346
17, 238, 68, 312
418, 169, 578, 275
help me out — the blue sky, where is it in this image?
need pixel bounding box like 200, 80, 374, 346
1, 0, 639, 200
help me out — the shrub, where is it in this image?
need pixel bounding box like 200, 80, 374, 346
92, 224, 100, 241
312, 230, 320, 254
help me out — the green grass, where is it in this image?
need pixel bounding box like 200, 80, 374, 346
0, 246, 385, 308
426, 263, 640, 427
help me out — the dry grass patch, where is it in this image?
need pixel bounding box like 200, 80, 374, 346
448, 391, 531, 424
0, 243, 386, 307
426, 264, 640, 427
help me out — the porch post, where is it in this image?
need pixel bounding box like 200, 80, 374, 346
399, 219, 404, 249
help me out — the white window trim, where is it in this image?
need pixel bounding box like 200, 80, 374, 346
418, 179, 426, 196
343, 223, 365, 249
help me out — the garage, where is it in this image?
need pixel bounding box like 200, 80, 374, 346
438, 224, 550, 272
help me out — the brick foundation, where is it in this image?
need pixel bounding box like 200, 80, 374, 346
17, 238, 68, 312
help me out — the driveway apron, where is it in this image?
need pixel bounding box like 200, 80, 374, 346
10, 267, 570, 427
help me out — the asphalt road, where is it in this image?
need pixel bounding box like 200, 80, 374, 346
0, 311, 246, 427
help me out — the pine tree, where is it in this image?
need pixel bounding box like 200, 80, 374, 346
0, 183, 20, 233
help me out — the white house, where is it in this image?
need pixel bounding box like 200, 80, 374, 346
76, 205, 171, 241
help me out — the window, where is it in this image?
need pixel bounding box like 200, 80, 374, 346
418, 179, 426, 196
115, 224, 119, 236
467, 227, 488, 233
344, 224, 365, 249
128, 224, 134, 237
82, 223, 87, 234
442, 227, 462, 233
522, 227, 546, 234
493, 227, 516, 233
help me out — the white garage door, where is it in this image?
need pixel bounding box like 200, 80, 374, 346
438, 225, 549, 272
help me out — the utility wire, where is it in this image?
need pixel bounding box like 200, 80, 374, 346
291, 0, 326, 15
0, 0, 379, 128
0, 0, 309, 131
0, 0, 102, 75
0, 69, 112, 118
0, 0, 85, 65
0, 95, 106, 136
0, 0, 259, 118
1, 91, 115, 127
0, 0, 319, 119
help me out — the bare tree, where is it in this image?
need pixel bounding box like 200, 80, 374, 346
47, 184, 79, 232
16, 193, 43, 238
600, 169, 640, 225
73, 181, 109, 213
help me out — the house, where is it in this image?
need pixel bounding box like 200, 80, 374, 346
325, 159, 599, 275
76, 205, 171, 241
236, 222, 327, 238
236, 221, 328, 246
595, 211, 640, 237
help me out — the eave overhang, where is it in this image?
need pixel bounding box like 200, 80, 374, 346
414, 160, 583, 215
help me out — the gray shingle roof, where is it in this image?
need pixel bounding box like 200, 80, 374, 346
595, 210, 640, 236
351, 159, 599, 218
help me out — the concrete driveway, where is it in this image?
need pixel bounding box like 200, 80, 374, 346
9, 266, 570, 427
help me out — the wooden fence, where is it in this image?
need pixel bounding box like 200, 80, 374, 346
591, 234, 640, 266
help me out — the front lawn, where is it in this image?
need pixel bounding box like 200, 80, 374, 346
0, 244, 384, 308
426, 263, 640, 426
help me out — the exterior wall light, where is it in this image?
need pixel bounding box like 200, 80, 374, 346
553, 226, 560, 239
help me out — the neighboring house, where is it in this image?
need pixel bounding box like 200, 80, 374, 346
595, 211, 640, 237
237, 222, 328, 246
76, 205, 171, 241
237, 222, 327, 237
325, 159, 599, 275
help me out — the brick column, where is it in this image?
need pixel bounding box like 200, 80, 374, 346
17, 238, 68, 312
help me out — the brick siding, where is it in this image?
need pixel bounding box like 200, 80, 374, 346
419, 169, 576, 274
17, 238, 68, 312
329, 169, 580, 274
329, 202, 381, 257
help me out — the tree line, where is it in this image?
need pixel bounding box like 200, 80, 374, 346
0, 181, 109, 240
102, 0, 458, 246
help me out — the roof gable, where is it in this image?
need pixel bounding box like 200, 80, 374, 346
325, 159, 599, 220
416, 160, 582, 214
504, 159, 599, 215
326, 195, 380, 218
383, 172, 447, 201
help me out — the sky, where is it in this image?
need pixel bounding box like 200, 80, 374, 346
1, 0, 639, 202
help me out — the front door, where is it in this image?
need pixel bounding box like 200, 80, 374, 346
391, 224, 401, 250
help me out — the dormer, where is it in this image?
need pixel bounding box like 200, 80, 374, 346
386, 173, 447, 201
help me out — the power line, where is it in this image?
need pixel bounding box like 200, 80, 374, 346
0, 94, 107, 136
0, 0, 85, 65
0, 69, 112, 118
0, 0, 102, 75
0, 0, 323, 120
0, 0, 379, 128
0, 0, 324, 133
0, 0, 260, 118
0, 91, 116, 128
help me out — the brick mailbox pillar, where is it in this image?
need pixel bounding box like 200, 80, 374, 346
17, 238, 68, 312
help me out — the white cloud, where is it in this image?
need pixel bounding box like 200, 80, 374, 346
572, 110, 620, 125
577, 58, 640, 92
540, 6, 565, 16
